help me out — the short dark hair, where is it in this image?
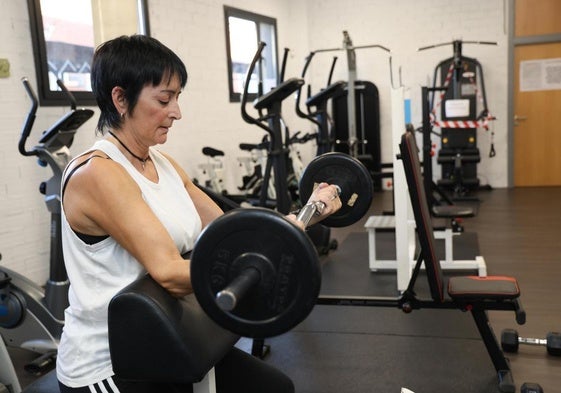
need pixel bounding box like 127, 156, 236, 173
91, 35, 188, 133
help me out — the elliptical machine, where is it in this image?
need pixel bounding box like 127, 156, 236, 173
0, 78, 93, 389
295, 51, 346, 156
240, 42, 304, 215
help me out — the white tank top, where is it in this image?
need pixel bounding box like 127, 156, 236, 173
57, 139, 202, 387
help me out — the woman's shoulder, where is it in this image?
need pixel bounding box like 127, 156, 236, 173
64, 148, 132, 192
66, 149, 111, 175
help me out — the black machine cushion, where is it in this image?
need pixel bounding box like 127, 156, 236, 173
108, 274, 239, 384
253, 78, 304, 110
437, 152, 481, 164
448, 276, 520, 301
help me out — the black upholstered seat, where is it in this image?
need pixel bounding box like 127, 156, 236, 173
108, 275, 239, 384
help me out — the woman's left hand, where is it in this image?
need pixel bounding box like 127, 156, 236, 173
308, 182, 342, 219
287, 182, 342, 229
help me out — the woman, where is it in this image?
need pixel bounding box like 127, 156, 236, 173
56, 34, 341, 393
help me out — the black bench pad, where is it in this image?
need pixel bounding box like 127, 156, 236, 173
108, 275, 239, 384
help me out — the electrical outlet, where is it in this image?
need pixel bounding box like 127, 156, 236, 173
0, 58, 10, 78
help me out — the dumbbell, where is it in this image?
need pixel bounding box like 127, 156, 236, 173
521, 382, 544, 393
501, 328, 561, 356
190, 152, 373, 338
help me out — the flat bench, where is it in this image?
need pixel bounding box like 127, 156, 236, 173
365, 215, 486, 276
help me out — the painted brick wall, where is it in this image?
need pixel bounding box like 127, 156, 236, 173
0, 0, 509, 283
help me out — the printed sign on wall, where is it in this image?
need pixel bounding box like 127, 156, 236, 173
520, 58, 561, 92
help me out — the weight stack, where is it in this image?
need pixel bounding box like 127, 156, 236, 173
437, 130, 480, 191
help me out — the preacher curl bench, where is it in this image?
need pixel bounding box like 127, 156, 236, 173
21, 284, 237, 393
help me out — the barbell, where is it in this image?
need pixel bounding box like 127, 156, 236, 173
190, 152, 374, 338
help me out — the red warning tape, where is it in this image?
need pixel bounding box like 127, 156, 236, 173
432, 119, 490, 128
430, 62, 495, 130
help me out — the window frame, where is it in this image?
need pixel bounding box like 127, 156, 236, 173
223, 6, 279, 103
27, 0, 150, 107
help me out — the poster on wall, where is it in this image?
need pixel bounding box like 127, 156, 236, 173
520, 58, 561, 92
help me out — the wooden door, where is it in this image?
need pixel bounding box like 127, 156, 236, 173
514, 0, 561, 186
514, 43, 561, 186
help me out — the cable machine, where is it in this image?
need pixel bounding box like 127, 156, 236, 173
419, 39, 496, 198
309, 31, 390, 189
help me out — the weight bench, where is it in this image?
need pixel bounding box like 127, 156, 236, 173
107, 275, 239, 392
317, 131, 525, 393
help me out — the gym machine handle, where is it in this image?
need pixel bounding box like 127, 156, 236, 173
294, 52, 316, 120
278, 47, 289, 84
19, 78, 80, 157
19, 77, 38, 157
215, 185, 341, 311
57, 78, 77, 110
240, 41, 269, 134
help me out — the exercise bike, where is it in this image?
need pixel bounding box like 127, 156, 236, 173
0, 78, 93, 392
195, 140, 276, 208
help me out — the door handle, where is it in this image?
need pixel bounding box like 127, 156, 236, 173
514, 115, 527, 126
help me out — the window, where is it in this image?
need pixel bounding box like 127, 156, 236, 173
224, 6, 278, 102
27, 0, 150, 106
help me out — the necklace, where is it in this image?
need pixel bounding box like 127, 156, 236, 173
108, 131, 149, 170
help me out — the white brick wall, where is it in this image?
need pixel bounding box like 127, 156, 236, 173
0, 0, 510, 283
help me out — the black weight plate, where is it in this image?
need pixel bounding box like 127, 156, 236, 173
191, 207, 321, 338
500, 328, 519, 353
299, 152, 374, 227
546, 332, 561, 356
